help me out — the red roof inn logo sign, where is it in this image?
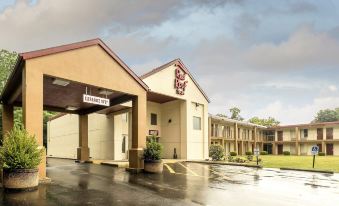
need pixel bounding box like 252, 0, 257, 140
174, 67, 188, 95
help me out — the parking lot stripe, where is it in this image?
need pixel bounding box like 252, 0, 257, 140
164, 163, 175, 174
177, 162, 199, 176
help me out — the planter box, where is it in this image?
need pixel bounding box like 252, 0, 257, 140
144, 160, 163, 173
3, 169, 39, 191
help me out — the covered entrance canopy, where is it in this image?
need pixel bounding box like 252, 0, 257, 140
0, 39, 148, 179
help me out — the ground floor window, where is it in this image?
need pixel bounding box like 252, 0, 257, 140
193, 116, 201, 130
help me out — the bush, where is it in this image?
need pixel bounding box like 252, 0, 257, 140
283, 151, 290, 156
143, 136, 163, 161
260, 151, 268, 155
209, 145, 224, 161
318, 152, 325, 156
227, 155, 234, 162
246, 155, 253, 161
245, 151, 253, 156
0, 126, 43, 170
229, 151, 237, 156
234, 157, 246, 163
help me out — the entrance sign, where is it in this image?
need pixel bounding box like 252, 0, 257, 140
311, 145, 319, 155
254, 148, 260, 166
311, 145, 319, 168
254, 148, 260, 156
174, 68, 188, 95
83, 94, 110, 106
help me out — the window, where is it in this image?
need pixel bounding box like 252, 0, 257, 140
326, 128, 333, 140
303, 129, 308, 138
193, 116, 201, 130
151, 113, 157, 125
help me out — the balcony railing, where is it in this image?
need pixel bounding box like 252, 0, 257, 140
264, 136, 275, 141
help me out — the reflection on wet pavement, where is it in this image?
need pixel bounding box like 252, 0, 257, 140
0, 158, 338, 206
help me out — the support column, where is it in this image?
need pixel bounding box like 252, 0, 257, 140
241, 141, 244, 155
272, 143, 277, 155
22, 68, 45, 179
208, 117, 211, 149
254, 127, 257, 149
2, 104, 14, 137
234, 123, 238, 154
128, 94, 146, 172
77, 114, 89, 162
295, 127, 300, 155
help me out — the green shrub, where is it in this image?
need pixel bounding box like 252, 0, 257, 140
209, 145, 224, 161
318, 152, 325, 156
229, 151, 237, 156
143, 136, 163, 161
283, 151, 290, 156
234, 157, 246, 163
260, 151, 268, 155
227, 155, 234, 162
0, 126, 43, 170
246, 155, 253, 161
245, 151, 253, 156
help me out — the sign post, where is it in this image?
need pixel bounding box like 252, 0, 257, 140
254, 148, 260, 166
311, 145, 319, 168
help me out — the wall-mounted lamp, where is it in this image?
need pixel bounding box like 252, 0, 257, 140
52, 78, 70, 86
66, 106, 79, 111
168, 119, 172, 123
98, 89, 113, 96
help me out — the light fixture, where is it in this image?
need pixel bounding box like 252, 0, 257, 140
65, 106, 79, 111
98, 89, 113, 95
52, 78, 70, 86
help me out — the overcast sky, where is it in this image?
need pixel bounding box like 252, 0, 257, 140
1, 0, 339, 124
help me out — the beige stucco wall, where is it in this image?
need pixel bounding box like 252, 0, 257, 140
142, 63, 209, 160
146, 101, 162, 136
47, 114, 78, 159
159, 100, 182, 158
48, 112, 129, 160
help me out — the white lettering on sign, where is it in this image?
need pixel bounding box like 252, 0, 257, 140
83, 94, 110, 106
174, 68, 188, 95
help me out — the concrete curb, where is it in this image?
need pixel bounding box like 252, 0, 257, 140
186, 160, 262, 168
100, 162, 119, 167
280, 167, 334, 174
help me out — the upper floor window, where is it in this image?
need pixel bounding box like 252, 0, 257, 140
193, 116, 201, 130
151, 113, 157, 125
326, 128, 333, 140
277, 131, 283, 141
303, 129, 308, 138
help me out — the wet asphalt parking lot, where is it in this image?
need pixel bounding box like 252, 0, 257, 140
1, 158, 339, 206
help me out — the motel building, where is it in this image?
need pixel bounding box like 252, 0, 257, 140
210, 115, 339, 156
0, 38, 209, 181
47, 55, 210, 162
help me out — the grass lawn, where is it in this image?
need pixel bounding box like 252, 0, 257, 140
246, 155, 339, 172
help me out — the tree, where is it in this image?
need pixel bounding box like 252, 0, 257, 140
216, 113, 228, 118
314, 109, 339, 123
229, 107, 243, 120
0, 50, 18, 143
249, 116, 280, 127
0, 49, 56, 147
0, 49, 17, 91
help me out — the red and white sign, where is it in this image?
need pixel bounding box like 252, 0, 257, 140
174, 68, 188, 95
